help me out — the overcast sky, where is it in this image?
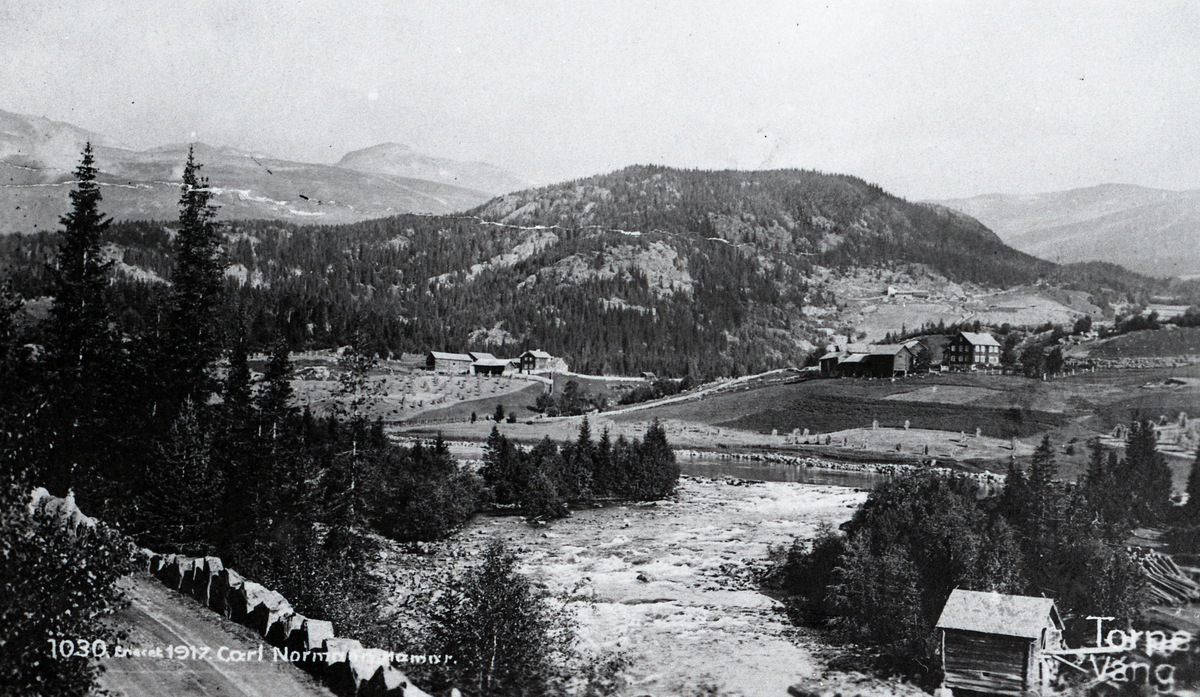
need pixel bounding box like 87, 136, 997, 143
1, 0, 1197, 199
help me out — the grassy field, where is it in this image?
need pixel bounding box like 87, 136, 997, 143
1087, 327, 1200, 359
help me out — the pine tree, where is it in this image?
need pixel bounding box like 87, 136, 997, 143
167, 146, 225, 403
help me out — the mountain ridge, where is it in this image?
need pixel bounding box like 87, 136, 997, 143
0, 108, 524, 232
932, 184, 1200, 278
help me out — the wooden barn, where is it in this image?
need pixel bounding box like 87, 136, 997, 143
936, 589, 1064, 696
426, 351, 472, 373
472, 359, 509, 376
819, 344, 915, 378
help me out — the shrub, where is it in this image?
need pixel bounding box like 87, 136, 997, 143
0, 475, 135, 697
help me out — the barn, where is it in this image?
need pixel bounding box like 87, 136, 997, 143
472, 359, 509, 376
426, 351, 473, 373
936, 589, 1064, 696
819, 344, 915, 378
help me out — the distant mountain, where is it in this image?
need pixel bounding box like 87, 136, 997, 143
0, 109, 504, 233
932, 184, 1200, 279
337, 143, 532, 196
472, 164, 1055, 287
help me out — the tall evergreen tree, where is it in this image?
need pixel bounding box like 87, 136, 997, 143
1027, 435, 1059, 530
1121, 420, 1175, 525
167, 146, 225, 403
47, 143, 112, 377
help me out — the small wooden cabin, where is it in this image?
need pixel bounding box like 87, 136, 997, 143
936, 589, 1064, 696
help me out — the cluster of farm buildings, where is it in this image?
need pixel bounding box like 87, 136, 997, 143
819, 331, 1002, 378
425, 349, 568, 376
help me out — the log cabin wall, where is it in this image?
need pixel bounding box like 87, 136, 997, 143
942, 628, 1032, 696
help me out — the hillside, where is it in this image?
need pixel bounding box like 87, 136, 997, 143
934, 184, 1200, 279
471, 165, 1056, 288
0, 109, 499, 232
2, 163, 1189, 380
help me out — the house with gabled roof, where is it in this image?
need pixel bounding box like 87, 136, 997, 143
945, 331, 1001, 368
936, 589, 1064, 696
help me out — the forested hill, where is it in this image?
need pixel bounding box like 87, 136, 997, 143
1, 165, 1185, 379
471, 165, 1056, 287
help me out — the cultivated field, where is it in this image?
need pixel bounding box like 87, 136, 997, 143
272, 351, 547, 424
395, 367, 1200, 487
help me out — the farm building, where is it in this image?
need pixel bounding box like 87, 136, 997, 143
819, 344, 915, 378
472, 358, 510, 376
426, 351, 473, 373
886, 285, 931, 299
519, 350, 568, 374
945, 332, 1001, 368
520, 349, 553, 372
468, 351, 497, 362
936, 589, 1064, 697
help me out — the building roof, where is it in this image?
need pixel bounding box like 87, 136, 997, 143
468, 352, 497, 361
840, 353, 867, 364
819, 351, 842, 361
958, 332, 1001, 347
522, 349, 553, 359
844, 343, 912, 356
428, 351, 472, 361
936, 589, 1061, 639
472, 358, 509, 367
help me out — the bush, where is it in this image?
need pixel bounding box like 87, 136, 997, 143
422, 540, 575, 696
0, 475, 135, 697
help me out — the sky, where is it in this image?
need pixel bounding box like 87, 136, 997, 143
0, 0, 1198, 199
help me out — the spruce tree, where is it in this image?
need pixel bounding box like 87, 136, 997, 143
1122, 420, 1174, 525
47, 143, 112, 377
167, 146, 224, 403
1028, 435, 1058, 520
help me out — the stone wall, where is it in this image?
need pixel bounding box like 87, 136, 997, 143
141, 552, 435, 697
26, 487, 434, 697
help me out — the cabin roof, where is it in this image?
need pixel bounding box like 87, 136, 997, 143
468, 351, 497, 361
428, 351, 472, 361
522, 349, 553, 359
936, 589, 1061, 639
958, 332, 1001, 347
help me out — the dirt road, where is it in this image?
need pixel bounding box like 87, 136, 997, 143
96, 573, 334, 697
